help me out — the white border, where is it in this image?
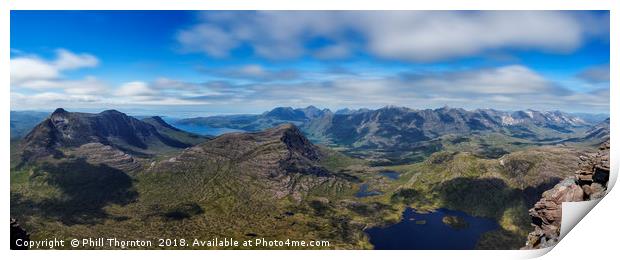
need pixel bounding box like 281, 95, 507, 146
2, 1, 617, 259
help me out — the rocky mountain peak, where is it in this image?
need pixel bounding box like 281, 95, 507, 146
264, 107, 306, 121
300, 105, 331, 118
304, 105, 319, 111
277, 123, 321, 161
152, 123, 332, 200
51, 107, 68, 115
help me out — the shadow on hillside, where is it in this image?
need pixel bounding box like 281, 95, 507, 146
435, 176, 562, 249
12, 158, 138, 225
436, 177, 561, 218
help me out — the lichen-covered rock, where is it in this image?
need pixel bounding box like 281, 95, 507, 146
523, 140, 610, 249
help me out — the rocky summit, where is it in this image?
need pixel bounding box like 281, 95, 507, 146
523, 140, 610, 249
150, 123, 343, 200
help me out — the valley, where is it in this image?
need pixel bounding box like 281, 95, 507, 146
9, 106, 609, 249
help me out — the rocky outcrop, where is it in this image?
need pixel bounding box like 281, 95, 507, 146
523, 140, 610, 249
68, 143, 142, 172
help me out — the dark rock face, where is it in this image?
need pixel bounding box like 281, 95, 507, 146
523, 140, 610, 249
10, 218, 30, 250
280, 123, 322, 161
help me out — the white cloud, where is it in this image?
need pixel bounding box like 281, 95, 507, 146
11, 49, 99, 88
238, 64, 266, 77
62, 77, 108, 95
115, 81, 157, 97
11, 49, 103, 94
53, 49, 99, 70
11, 56, 59, 85
405, 65, 559, 95
361, 12, 585, 61
200, 64, 300, 81
177, 11, 605, 62
16, 76, 107, 96
109, 79, 227, 106
177, 24, 238, 57
11, 91, 102, 110
185, 64, 605, 113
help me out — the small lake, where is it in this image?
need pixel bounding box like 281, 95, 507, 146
380, 171, 400, 180
366, 207, 499, 250
170, 123, 245, 136
355, 184, 383, 198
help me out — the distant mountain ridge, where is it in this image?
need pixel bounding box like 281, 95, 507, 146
18, 108, 209, 165
12, 106, 606, 167
10, 111, 49, 139
176, 106, 604, 150
562, 117, 610, 145
584, 117, 610, 140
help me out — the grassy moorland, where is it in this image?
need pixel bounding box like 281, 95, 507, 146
10, 136, 596, 249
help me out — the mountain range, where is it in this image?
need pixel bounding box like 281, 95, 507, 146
10, 106, 610, 250
174, 106, 608, 165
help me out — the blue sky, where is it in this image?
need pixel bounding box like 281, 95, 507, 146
10, 11, 610, 117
